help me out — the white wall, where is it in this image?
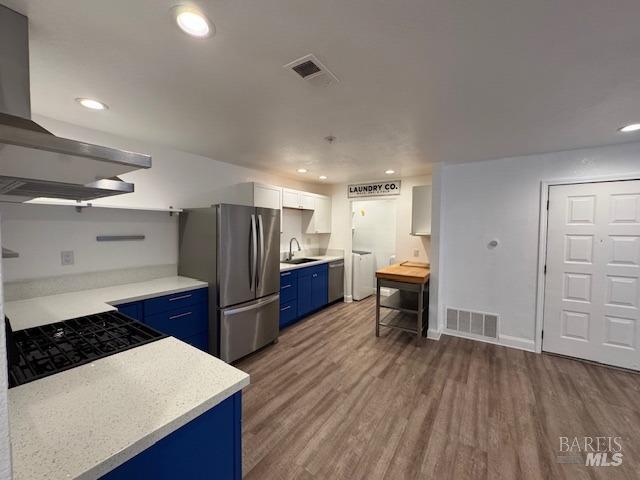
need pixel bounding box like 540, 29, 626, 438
0, 203, 177, 282
33, 115, 329, 211
437, 141, 640, 347
280, 208, 329, 254
0, 219, 12, 480
352, 199, 397, 287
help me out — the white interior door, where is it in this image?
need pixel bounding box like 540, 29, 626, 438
543, 180, 640, 370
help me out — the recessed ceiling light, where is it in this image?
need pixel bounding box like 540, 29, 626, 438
319, 175, 327, 180
76, 98, 108, 110
619, 123, 640, 133
297, 168, 308, 173
173, 5, 213, 38
385, 169, 395, 174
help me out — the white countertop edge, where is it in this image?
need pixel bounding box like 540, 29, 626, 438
103, 282, 208, 306
6, 276, 209, 331
82, 375, 249, 480
279, 255, 343, 272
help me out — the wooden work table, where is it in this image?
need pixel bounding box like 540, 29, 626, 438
375, 262, 430, 342
375, 262, 430, 284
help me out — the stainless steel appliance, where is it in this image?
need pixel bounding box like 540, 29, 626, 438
0, 5, 151, 202
328, 260, 344, 303
178, 205, 280, 362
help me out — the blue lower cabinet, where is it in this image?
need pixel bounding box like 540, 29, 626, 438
101, 391, 242, 480
280, 264, 330, 328
116, 288, 210, 353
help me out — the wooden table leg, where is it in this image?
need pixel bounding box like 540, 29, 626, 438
375, 278, 380, 337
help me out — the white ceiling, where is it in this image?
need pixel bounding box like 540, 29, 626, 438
5, 0, 640, 183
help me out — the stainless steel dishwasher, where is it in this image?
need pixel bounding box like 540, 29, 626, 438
328, 260, 344, 303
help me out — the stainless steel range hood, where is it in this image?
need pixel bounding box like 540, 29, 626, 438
0, 4, 151, 202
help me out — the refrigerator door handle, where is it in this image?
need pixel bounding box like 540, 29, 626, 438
250, 213, 257, 291
223, 293, 280, 316
257, 214, 265, 288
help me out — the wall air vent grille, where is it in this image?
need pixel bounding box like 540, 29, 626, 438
284, 54, 339, 87
446, 308, 498, 339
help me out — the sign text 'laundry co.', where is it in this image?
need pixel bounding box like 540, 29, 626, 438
347, 180, 401, 198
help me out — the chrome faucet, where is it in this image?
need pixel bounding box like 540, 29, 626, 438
288, 237, 301, 261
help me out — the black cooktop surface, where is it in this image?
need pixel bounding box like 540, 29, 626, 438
7, 311, 166, 388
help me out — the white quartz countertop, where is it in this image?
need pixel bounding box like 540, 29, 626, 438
9, 337, 250, 480
279, 255, 344, 272
5, 276, 208, 331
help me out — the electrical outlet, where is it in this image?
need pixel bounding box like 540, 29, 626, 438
413, 249, 420, 257
61, 250, 74, 266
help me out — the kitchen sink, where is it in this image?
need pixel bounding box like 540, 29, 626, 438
282, 258, 317, 265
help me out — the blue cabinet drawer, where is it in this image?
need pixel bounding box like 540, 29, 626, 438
117, 301, 143, 321
183, 332, 209, 352
280, 282, 297, 302
143, 288, 207, 316
279, 300, 298, 329
280, 270, 297, 287
145, 303, 208, 340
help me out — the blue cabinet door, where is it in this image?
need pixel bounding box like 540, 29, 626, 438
297, 271, 313, 317
101, 392, 242, 480
311, 265, 328, 310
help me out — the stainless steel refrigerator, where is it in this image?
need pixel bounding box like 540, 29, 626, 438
178, 204, 280, 362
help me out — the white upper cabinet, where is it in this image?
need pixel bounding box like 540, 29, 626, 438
302, 194, 332, 234
282, 188, 301, 209
253, 183, 282, 210
282, 188, 316, 210
411, 185, 432, 236
300, 193, 316, 210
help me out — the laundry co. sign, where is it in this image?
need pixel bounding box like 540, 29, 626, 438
347, 180, 401, 198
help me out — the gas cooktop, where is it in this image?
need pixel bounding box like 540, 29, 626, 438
6, 311, 166, 388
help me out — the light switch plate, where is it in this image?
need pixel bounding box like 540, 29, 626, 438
61, 250, 74, 266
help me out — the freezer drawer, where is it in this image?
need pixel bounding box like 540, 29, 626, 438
328, 260, 344, 303
219, 293, 280, 363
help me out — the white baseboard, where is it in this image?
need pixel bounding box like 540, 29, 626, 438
498, 334, 536, 352
427, 328, 441, 340
344, 295, 353, 303
442, 329, 536, 353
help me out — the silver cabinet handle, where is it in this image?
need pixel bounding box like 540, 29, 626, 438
169, 294, 192, 302
281, 305, 292, 311
281, 284, 292, 289
313, 273, 318, 278
169, 311, 192, 320
281, 271, 291, 276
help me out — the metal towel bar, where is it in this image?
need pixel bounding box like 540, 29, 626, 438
96, 235, 145, 242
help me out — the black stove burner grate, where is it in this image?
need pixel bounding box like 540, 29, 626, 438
7, 311, 166, 388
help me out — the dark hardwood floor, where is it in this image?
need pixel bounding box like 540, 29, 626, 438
236, 297, 640, 480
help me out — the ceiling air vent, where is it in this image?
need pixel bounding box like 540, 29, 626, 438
284, 54, 339, 87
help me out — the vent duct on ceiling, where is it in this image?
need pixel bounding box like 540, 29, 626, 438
284, 54, 339, 87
